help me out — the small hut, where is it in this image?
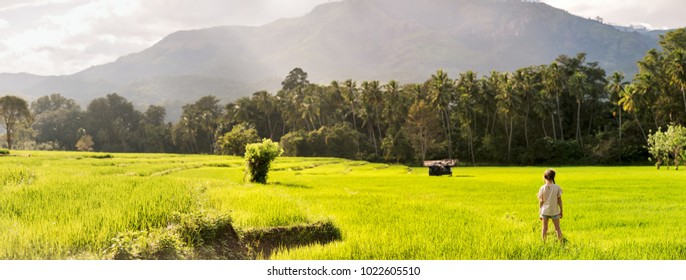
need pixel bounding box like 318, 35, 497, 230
423, 159, 457, 176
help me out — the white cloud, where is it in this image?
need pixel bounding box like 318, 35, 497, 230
0, 0, 335, 75
541, 0, 685, 29
0, 0, 77, 12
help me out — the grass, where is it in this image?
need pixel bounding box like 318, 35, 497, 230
1, 151, 685, 259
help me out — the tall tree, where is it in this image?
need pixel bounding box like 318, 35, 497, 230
428, 70, 455, 159
496, 72, 518, 162
607, 72, 628, 142
281, 67, 310, 91
619, 84, 647, 141
405, 100, 440, 162
341, 79, 359, 131
31, 94, 84, 150
140, 105, 172, 153
252, 91, 280, 139
86, 93, 141, 152
360, 81, 383, 156
667, 50, 686, 116
544, 63, 565, 140
177, 96, 223, 154
456, 71, 479, 164
0, 96, 32, 150
569, 71, 588, 144
512, 68, 539, 148
658, 28, 686, 54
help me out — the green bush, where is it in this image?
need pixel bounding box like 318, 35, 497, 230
104, 212, 239, 260
245, 139, 283, 184
215, 123, 260, 155
0, 148, 8, 155
279, 130, 308, 157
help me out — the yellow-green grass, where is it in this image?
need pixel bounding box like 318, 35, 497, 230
1, 151, 685, 259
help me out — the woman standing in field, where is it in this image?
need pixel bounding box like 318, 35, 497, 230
537, 169, 563, 242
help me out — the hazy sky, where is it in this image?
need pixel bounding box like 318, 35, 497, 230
0, 0, 684, 76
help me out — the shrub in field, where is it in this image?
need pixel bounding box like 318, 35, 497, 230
106, 229, 188, 260
245, 139, 283, 184
104, 212, 242, 260
648, 125, 686, 170
0, 148, 8, 155
172, 212, 237, 246
75, 134, 94, 151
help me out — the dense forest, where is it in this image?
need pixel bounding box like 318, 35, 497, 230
2, 28, 686, 166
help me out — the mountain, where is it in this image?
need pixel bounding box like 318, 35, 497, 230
0, 0, 671, 119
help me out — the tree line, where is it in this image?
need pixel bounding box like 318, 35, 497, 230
1, 28, 685, 166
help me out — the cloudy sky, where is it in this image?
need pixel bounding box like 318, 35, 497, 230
0, 0, 684, 76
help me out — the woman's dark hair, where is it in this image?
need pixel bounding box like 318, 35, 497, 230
544, 169, 556, 184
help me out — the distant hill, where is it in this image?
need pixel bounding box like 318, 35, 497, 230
0, 0, 673, 119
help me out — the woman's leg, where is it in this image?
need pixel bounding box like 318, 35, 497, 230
541, 217, 549, 241
552, 218, 563, 242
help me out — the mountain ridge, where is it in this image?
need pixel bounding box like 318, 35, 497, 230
0, 0, 673, 118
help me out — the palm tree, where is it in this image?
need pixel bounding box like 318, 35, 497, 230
544, 63, 565, 140
360, 81, 383, 156
428, 70, 455, 159
456, 71, 479, 164
496, 73, 518, 162
667, 50, 686, 117
512, 68, 539, 148
252, 91, 278, 139
533, 88, 556, 140
382, 80, 407, 131
619, 84, 647, 141
607, 72, 628, 141
326, 81, 348, 126
569, 71, 588, 144
300, 85, 322, 131
483, 72, 502, 135
341, 79, 359, 131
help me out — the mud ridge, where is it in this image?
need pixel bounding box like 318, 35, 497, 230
242, 221, 342, 259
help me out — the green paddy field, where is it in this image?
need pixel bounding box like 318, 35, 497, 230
1, 151, 685, 259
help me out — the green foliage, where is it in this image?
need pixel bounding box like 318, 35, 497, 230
245, 139, 283, 184
278, 124, 361, 159
381, 127, 414, 163
215, 123, 260, 156
648, 125, 686, 170
104, 211, 238, 260
280, 130, 308, 157
106, 228, 188, 260
174, 95, 223, 154
0, 95, 32, 150
85, 93, 141, 152
31, 94, 84, 150
322, 124, 361, 158
281, 67, 310, 91
170, 211, 235, 246
404, 100, 441, 163
0, 148, 8, 155
14, 38, 686, 165
140, 105, 173, 153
